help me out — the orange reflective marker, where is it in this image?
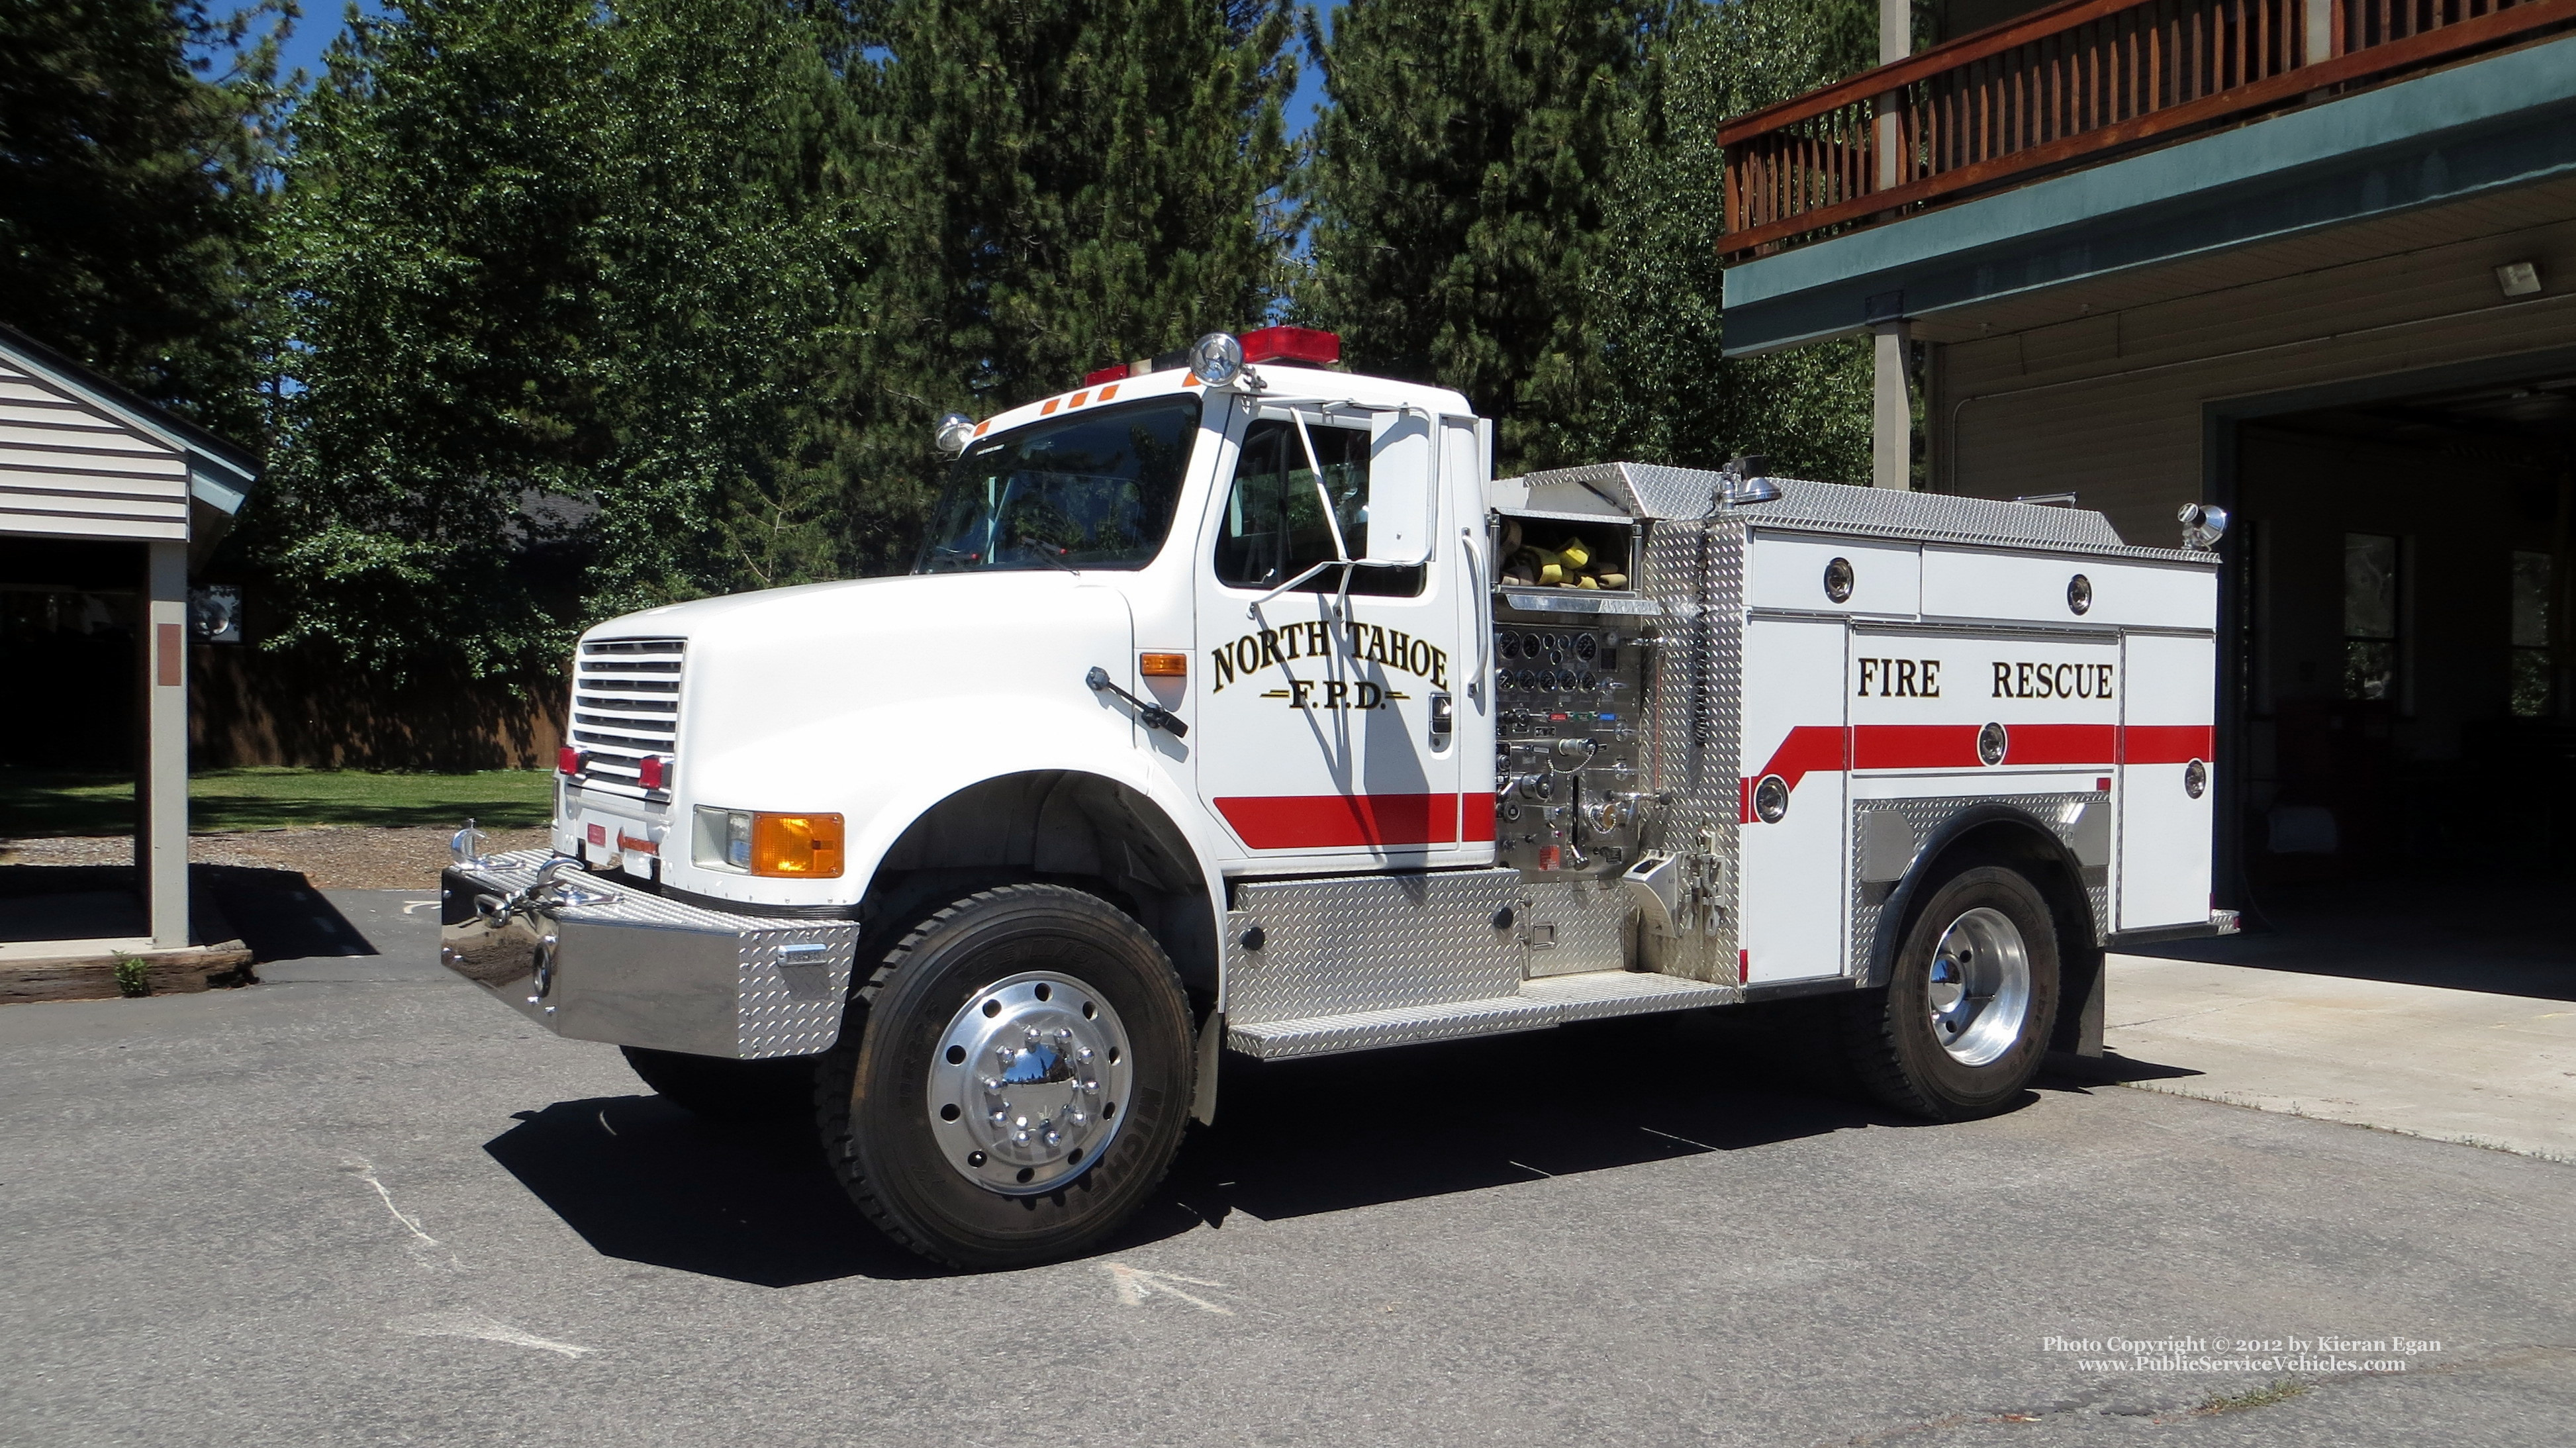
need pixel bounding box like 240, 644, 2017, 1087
1139, 653, 1188, 678
751, 812, 844, 878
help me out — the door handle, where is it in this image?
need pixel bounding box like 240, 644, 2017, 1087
1429, 691, 1453, 749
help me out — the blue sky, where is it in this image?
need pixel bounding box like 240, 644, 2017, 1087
255, 1, 1345, 135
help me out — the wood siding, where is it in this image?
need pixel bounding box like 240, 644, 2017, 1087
0, 357, 190, 541
1932, 203, 2576, 544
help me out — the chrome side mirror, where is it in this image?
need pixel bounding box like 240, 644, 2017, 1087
934, 411, 976, 458
2179, 501, 2229, 551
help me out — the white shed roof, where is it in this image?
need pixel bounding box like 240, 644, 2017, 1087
0, 325, 260, 545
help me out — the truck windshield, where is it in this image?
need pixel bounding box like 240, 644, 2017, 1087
914, 395, 1203, 573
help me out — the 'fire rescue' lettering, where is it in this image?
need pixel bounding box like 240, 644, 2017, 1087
1856, 658, 1941, 697
1207, 621, 1448, 706
1991, 661, 2116, 700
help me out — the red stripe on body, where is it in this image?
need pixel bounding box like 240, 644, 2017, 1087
2122, 724, 2214, 764
1460, 793, 1496, 844
1741, 725, 1850, 819
1999, 723, 2119, 765
1216, 793, 1467, 849
1742, 720, 2213, 818
1849, 724, 1982, 769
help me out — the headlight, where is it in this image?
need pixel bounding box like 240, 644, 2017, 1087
694, 806, 844, 878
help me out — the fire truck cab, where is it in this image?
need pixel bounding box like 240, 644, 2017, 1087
442, 328, 2231, 1269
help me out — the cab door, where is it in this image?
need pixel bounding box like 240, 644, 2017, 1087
1192, 401, 1466, 869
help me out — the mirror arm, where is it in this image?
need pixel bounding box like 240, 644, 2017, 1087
1288, 410, 1354, 567
1244, 559, 1342, 616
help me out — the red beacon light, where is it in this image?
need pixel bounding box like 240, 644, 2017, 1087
1238, 326, 1339, 366
637, 755, 671, 791
557, 746, 588, 777
1080, 327, 1339, 390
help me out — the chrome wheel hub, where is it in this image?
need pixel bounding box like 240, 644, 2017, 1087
1925, 906, 2032, 1068
927, 972, 1132, 1196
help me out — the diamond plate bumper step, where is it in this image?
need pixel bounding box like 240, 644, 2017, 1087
1224, 970, 1738, 1061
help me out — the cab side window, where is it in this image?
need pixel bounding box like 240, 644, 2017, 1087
1212, 419, 1422, 597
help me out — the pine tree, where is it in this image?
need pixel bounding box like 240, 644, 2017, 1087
1570, 0, 1878, 482
0, 0, 286, 438
250, 0, 866, 680
1296, 0, 1666, 471
832, 0, 1298, 573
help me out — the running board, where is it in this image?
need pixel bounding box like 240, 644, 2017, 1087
1224, 971, 1740, 1061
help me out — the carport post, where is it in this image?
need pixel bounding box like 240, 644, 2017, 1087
143, 540, 189, 947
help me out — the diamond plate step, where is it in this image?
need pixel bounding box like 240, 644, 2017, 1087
1224, 970, 1741, 1061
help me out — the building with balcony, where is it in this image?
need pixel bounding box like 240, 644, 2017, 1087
1721, 0, 2575, 898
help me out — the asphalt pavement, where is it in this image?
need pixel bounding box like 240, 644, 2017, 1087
3, 888, 2571, 1447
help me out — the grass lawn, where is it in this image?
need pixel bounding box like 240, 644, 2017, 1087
0, 767, 554, 837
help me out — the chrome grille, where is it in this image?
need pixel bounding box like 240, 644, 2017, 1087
570, 636, 683, 798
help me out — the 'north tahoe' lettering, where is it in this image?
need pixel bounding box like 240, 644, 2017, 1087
1207, 621, 1449, 701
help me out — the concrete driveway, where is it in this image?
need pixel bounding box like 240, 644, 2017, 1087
2101, 877, 2576, 1162
2, 887, 2571, 1447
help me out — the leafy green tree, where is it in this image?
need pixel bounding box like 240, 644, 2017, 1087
1296, 0, 1667, 471
248, 0, 867, 679
0, 0, 287, 438
1570, 0, 1877, 483
834, 0, 1298, 571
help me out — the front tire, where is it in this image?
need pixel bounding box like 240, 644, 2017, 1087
816, 884, 1196, 1270
1844, 863, 2061, 1121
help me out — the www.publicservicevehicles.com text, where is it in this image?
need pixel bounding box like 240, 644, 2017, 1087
2040, 1336, 2438, 1374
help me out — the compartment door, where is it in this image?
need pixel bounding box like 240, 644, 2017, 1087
1737, 617, 1850, 983
2116, 632, 2217, 930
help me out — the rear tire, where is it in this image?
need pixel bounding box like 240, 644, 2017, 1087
621, 1046, 817, 1120
1843, 863, 2060, 1121
816, 884, 1196, 1271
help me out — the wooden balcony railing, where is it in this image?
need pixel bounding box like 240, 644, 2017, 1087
1719, 0, 2576, 258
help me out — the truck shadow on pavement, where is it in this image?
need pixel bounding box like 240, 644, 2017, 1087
483, 1095, 942, 1286
1151, 1010, 1907, 1239
485, 1004, 2048, 1284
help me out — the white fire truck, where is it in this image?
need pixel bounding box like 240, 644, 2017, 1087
442, 326, 2232, 1269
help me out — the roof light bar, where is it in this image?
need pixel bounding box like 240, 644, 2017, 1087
1237, 326, 1339, 367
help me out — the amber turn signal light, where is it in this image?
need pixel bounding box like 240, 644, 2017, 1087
750, 812, 844, 878
1139, 652, 1188, 677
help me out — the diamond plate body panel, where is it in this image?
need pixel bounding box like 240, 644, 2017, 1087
1225, 967, 1737, 1059
1844, 794, 2110, 987
1629, 516, 1743, 983
1222, 869, 1524, 1026
1519, 969, 1735, 1021
443, 849, 857, 1059
1519, 877, 1635, 976
1511, 465, 2216, 565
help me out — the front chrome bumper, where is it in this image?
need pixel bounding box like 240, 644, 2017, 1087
439, 850, 858, 1059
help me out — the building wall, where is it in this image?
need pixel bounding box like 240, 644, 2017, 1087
1932, 211, 2576, 545
0, 357, 191, 542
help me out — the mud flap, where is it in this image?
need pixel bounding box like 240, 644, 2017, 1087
1191, 1008, 1224, 1125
